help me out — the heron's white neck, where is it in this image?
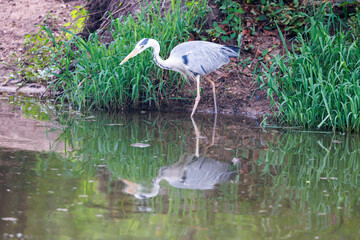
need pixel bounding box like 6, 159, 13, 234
148, 39, 172, 70
135, 181, 160, 199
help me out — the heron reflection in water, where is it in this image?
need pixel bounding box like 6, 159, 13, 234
121, 116, 237, 199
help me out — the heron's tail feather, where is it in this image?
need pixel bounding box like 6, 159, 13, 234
222, 45, 240, 58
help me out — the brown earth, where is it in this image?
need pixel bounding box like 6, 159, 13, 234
0, 0, 279, 118
0, 0, 83, 94
0, 0, 83, 72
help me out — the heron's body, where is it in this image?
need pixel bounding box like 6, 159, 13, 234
120, 38, 239, 116
121, 154, 236, 199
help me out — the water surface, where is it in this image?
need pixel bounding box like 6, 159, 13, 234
0, 98, 359, 239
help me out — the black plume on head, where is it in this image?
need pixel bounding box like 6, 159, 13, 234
140, 38, 149, 46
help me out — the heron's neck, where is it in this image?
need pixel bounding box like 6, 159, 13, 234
137, 181, 160, 199
150, 40, 172, 70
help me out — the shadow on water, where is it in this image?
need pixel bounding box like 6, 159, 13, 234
0, 98, 359, 239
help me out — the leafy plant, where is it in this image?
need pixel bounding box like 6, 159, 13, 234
207, 0, 243, 42
346, 4, 360, 46
260, 0, 310, 34
63, 6, 88, 39
259, 1, 359, 35
6, 6, 87, 83
13, 27, 57, 82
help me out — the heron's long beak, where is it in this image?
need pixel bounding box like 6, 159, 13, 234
121, 178, 139, 195
120, 49, 139, 65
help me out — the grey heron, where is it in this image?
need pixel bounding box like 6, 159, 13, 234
121, 154, 236, 199
120, 38, 240, 116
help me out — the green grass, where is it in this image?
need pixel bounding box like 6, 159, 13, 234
258, 12, 360, 132
46, 0, 208, 111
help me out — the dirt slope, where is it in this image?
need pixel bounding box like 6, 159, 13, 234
0, 0, 83, 76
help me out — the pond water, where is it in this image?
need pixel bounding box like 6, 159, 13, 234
0, 98, 359, 240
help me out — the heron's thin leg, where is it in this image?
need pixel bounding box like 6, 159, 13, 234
190, 117, 200, 157
191, 75, 201, 117
205, 76, 217, 114
211, 113, 217, 145
203, 114, 217, 155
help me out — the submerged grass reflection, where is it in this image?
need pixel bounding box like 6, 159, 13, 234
52, 112, 360, 239
257, 131, 360, 217
56, 113, 360, 211
57, 113, 189, 182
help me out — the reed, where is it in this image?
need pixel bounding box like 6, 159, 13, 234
46, 0, 208, 111
258, 11, 360, 132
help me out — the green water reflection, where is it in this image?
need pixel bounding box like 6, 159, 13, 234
0, 108, 359, 239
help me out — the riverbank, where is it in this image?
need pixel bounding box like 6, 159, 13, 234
1, 0, 358, 129
0, 0, 277, 118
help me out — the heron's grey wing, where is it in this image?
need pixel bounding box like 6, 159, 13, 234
169, 41, 239, 76
166, 156, 236, 190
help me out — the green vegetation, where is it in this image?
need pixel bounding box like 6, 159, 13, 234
63, 6, 88, 39
13, 28, 57, 82
248, 0, 358, 35
47, 0, 208, 111
6, 0, 358, 132
207, 0, 243, 43
258, 11, 360, 132
6, 6, 87, 83
260, 1, 312, 34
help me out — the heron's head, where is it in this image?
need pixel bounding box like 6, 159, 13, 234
120, 38, 152, 65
